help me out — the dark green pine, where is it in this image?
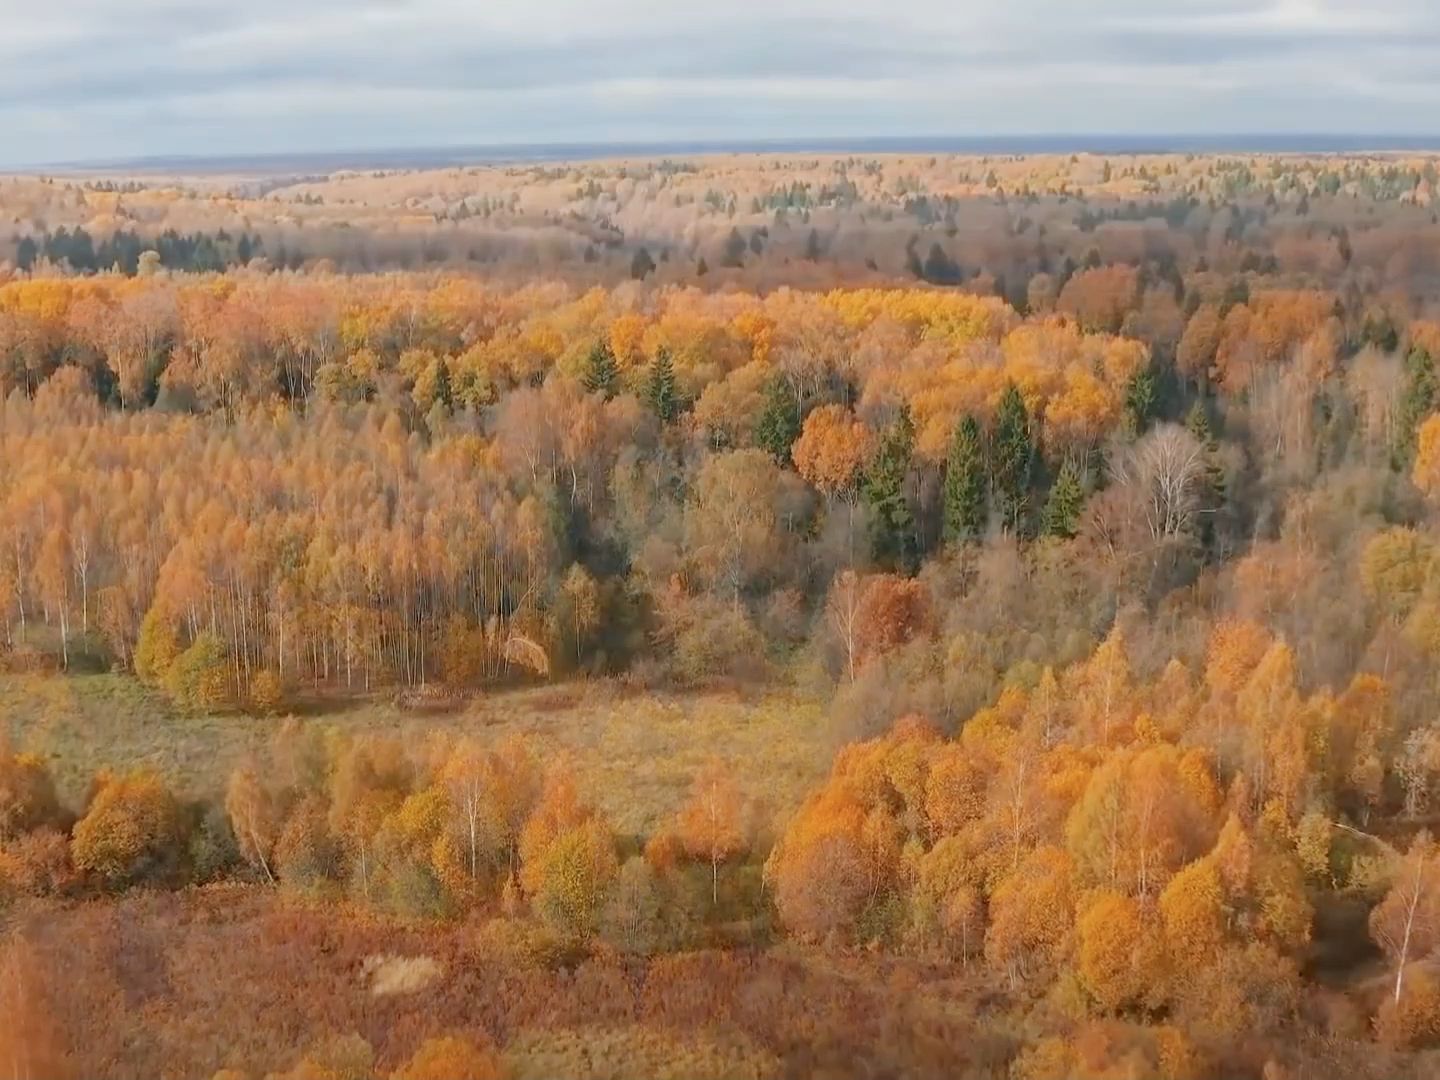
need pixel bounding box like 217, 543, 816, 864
943, 415, 986, 545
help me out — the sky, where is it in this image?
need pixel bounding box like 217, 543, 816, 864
2, 0, 1440, 166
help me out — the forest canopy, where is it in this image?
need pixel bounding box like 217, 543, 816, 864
4, 151, 1440, 1080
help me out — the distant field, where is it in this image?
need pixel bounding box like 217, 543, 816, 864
0, 674, 831, 836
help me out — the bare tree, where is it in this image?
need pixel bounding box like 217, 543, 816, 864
1345, 346, 1402, 465
1110, 424, 1207, 542
1370, 832, 1440, 1005
826, 570, 863, 682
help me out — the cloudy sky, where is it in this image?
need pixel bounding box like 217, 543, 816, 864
2, 0, 1439, 165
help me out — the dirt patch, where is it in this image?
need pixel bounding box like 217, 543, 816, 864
362, 953, 443, 997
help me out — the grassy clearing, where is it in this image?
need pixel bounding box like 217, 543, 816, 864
0, 674, 831, 834
0, 672, 274, 806
506, 1025, 781, 1080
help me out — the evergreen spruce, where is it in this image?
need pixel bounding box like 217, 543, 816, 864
755, 377, 802, 463
630, 246, 656, 280
923, 243, 961, 285
722, 227, 747, 268
645, 347, 679, 424
864, 406, 918, 570
1042, 458, 1085, 539
16, 236, 38, 271
1364, 311, 1399, 353
432, 357, 453, 409
1124, 365, 1157, 435
582, 339, 619, 400
1185, 397, 1216, 450
1393, 345, 1436, 469
1186, 400, 1227, 546
942, 415, 986, 545
805, 228, 823, 261
991, 384, 1036, 535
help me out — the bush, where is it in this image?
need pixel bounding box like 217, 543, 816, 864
601, 856, 702, 956
247, 668, 286, 715
274, 797, 341, 891
669, 602, 770, 686
529, 820, 619, 941
0, 745, 62, 841
71, 770, 186, 887
133, 607, 180, 683
0, 828, 76, 898
188, 804, 240, 883
164, 632, 231, 711
383, 860, 453, 920
394, 1035, 507, 1080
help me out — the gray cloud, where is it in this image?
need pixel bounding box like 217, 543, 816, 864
2, 0, 1439, 165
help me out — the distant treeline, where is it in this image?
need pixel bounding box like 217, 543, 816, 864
15, 227, 275, 275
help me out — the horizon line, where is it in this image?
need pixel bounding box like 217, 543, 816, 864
22, 132, 1440, 176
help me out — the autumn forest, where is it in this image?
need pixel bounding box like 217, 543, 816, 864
4, 150, 1440, 1080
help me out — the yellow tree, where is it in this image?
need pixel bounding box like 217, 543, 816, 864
482, 736, 542, 886
791, 403, 874, 501
0, 739, 60, 842
1331, 673, 1392, 822
70, 770, 182, 886
676, 759, 746, 904
440, 738, 494, 886
1068, 627, 1134, 747
923, 744, 986, 839
1158, 857, 1227, 972
526, 817, 619, 940
689, 448, 784, 608
1235, 642, 1303, 814
1204, 619, 1273, 696
912, 836, 985, 963
1067, 744, 1220, 898
518, 764, 591, 894
984, 845, 1075, 988
559, 563, 600, 667
1076, 889, 1164, 1012
1411, 413, 1440, 500
393, 1036, 507, 1080
1360, 527, 1435, 621
765, 780, 891, 942
327, 737, 410, 900
225, 760, 279, 885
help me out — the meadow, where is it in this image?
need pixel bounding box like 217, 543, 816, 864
0, 674, 829, 837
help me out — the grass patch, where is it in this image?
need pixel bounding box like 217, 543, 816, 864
1, 675, 831, 833
0, 672, 273, 806
506, 1024, 781, 1080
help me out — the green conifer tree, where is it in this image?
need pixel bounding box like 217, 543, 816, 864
755, 377, 802, 463
942, 415, 986, 545
1042, 458, 1085, 539
432, 357, 453, 409
1185, 400, 1227, 548
864, 406, 917, 570
1394, 345, 1436, 469
645, 347, 679, 424
991, 384, 1036, 535
582, 339, 619, 400
1124, 365, 1157, 435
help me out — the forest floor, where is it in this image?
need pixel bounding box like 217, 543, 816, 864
0, 674, 831, 836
